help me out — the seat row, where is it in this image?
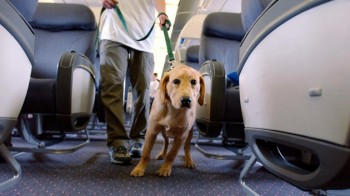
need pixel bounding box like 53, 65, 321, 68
0, 0, 100, 191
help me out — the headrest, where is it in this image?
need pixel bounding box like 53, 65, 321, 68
202, 12, 245, 41
241, 0, 274, 32
30, 3, 96, 31
8, 0, 38, 21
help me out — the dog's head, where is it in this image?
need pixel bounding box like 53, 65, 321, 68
159, 64, 205, 109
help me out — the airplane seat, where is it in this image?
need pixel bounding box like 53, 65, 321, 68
195, 12, 246, 145
185, 45, 200, 70
13, 2, 97, 153
0, 0, 36, 190
238, 0, 350, 193
29, 3, 97, 65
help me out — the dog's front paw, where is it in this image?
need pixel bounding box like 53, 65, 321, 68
157, 164, 172, 177
184, 157, 195, 168
185, 157, 196, 168
130, 167, 145, 177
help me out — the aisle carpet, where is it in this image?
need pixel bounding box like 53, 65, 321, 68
0, 128, 310, 196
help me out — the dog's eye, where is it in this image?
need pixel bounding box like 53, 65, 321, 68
173, 79, 180, 85
191, 80, 197, 85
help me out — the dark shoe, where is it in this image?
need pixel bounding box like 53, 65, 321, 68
130, 141, 144, 158
109, 146, 132, 164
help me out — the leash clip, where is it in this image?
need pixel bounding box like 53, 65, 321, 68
169, 60, 176, 70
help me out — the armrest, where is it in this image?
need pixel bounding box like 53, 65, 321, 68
196, 60, 226, 138
56, 51, 96, 131
56, 51, 96, 114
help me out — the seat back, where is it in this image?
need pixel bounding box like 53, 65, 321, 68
185, 45, 200, 70
240, 0, 273, 33
29, 3, 97, 79
198, 12, 245, 72
0, 0, 36, 191
0, 0, 35, 139
19, 3, 97, 132
7, 0, 38, 21
239, 0, 350, 191
195, 12, 245, 138
5, 2, 98, 154
170, 0, 201, 49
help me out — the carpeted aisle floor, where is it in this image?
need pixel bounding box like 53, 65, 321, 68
0, 130, 311, 196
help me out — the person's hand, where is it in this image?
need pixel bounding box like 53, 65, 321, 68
158, 13, 170, 30
103, 0, 118, 9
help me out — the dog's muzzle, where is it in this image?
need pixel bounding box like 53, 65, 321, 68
181, 96, 192, 108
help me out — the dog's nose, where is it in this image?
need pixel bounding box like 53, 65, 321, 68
181, 96, 192, 108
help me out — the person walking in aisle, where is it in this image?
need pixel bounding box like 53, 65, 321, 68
99, 0, 169, 164
149, 72, 160, 111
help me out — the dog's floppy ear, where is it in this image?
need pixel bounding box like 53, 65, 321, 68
198, 75, 205, 106
159, 72, 170, 104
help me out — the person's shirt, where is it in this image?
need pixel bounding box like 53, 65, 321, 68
100, 0, 156, 53
149, 79, 160, 99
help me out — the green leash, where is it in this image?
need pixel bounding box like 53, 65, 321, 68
160, 20, 175, 63
95, 5, 175, 63
114, 5, 156, 41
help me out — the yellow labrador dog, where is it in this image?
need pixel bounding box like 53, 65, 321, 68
130, 64, 205, 177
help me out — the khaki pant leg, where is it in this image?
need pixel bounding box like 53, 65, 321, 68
100, 40, 129, 147
128, 50, 154, 140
